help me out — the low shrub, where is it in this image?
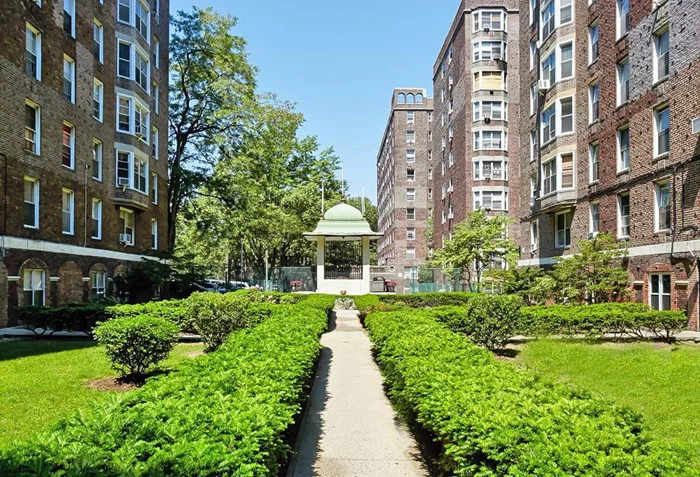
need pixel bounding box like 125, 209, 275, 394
186, 292, 272, 351
296, 294, 336, 317
353, 295, 382, 320
93, 315, 179, 377
14, 303, 111, 336
521, 303, 688, 341
107, 300, 193, 332
380, 291, 475, 308
365, 310, 692, 476
0, 304, 328, 476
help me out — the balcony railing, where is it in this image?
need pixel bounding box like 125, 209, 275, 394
325, 265, 363, 280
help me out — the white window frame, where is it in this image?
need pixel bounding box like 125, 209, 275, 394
62, 188, 75, 235
119, 208, 135, 246
654, 181, 672, 232
617, 0, 630, 39
542, 158, 557, 195
541, 51, 556, 85
93, 79, 104, 122
654, 106, 670, 158
473, 190, 507, 211
473, 159, 507, 181
589, 22, 599, 64
151, 219, 158, 250
554, 210, 572, 248
26, 23, 42, 80
407, 169, 415, 181
530, 131, 537, 162
649, 273, 671, 310
92, 139, 103, 181
25, 101, 41, 155
151, 173, 158, 204
529, 41, 536, 70
530, 221, 538, 251
406, 130, 415, 143
618, 193, 631, 239
406, 227, 416, 241
63, 0, 76, 37
589, 202, 600, 236
152, 127, 159, 159
473, 101, 507, 121
407, 208, 415, 220
617, 58, 630, 105
62, 121, 75, 169
24, 176, 40, 229
135, 0, 150, 41
135, 49, 150, 93
118, 40, 132, 79
558, 42, 575, 81
23, 269, 46, 306
406, 247, 416, 260
63, 55, 75, 103
91, 198, 102, 239
406, 149, 416, 163
589, 82, 600, 124
589, 142, 599, 184
473, 130, 507, 151
473, 40, 506, 62
91, 271, 106, 300
473, 9, 507, 32
653, 28, 670, 83
617, 126, 630, 172
153, 82, 159, 114
118, 0, 131, 24
473, 71, 506, 91
406, 188, 416, 201
93, 19, 104, 63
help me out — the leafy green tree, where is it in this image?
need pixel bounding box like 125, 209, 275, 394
168, 7, 257, 247
551, 233, 630, 304
430, 210, 518, 292
496, 266, 550, 305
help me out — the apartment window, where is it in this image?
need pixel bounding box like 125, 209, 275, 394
119, 209, 135, 245
617, 0, 630, 39
150, 128, 158, 159
91, 271, 106, 300
117, 151, 131, 186
134, 158, 148, 193
154, 0, 160, 21
118, 0, 131, 23
428, 189, 433, 200
135, 0, 149, 39
407, 149, 415, 163
530, 83, 537, 116
407, 227, 416, 240
449, 151, 454, 167
529, 41, 536, 70
530, 131, 537, 162
541, 0, 555, 39
407, 188, 415, 201
530, 176, 537, 199
136, 103, 149, 139
63, 56, 75, 103
24, 177, 39, 228
93, 79, 104, 121
655, 106, 670, 157
151, 173, 158, 203
474, 130, 506, 150
406, 248, 416, 260
92, 139, 103, 180
589, 23, 599, 63
617, 59, 629, 105
449, 125, 454, 140
530, 221, 538, 251
118, 96, 131, 132
590, 202, 600, 235
473, 71, 505, 91
473, 9, 505, 31
62, 122, 75, 169
406, 131, 415, 143
650, 274, 671, 310
151, 219, 158, 249
589, 143, 599, 183
618, 193, 630, 238
561, 153, 574, 188
560, 42, 574, 80
153, 39, 160, 68
63, 0, 75, 36
153, 83, 159, 114
407, 208, 415, 220
542, 103, 556, 143
25, 23, 41, 80
655, 181, 671, 232
407, 169, 415, 181
560, 97, 574, 133
62, 188, 75, 235
25, 101, 40, 154
543, 159, 557, 195
474, 101, 505, 121
618, 126, 630, 171
23, 269, 45, 306
428, 112, 432, 123
474, 41, 505, 62
442, 183, 447, 199
93, 19, 104, 63
654, 29, 670, 82
560, 0, 572, 24
474, 190, 506, 211
555, 210, 572, 248
474, 160, 506, 180
91, 198, 102, 239
406, 112, 414, 125
118, 42, 132, 78
135, 51, 149, 92
542, 52, 556, 85
589, 82, 600, 123
428, 168, 433, 180
441, 86, 445, 103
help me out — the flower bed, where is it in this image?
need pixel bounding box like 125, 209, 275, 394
365, 309, 691, 476
0, 302, 328, 476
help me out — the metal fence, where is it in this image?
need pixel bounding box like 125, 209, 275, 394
403, 267, 464, 294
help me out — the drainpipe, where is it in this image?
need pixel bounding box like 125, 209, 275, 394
1, 152, 7, 258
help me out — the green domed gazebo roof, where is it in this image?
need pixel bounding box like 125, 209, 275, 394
304, 203, 382, 241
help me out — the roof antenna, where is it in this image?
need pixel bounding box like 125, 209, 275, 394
361, 184, 366, 217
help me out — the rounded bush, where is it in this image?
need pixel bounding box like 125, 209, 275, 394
458, 294, 523, 350
93, 315, 179, 377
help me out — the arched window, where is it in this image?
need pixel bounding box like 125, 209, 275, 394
406, 93, 415, 104
397, 93, 406, 104
415, 93, 424, 104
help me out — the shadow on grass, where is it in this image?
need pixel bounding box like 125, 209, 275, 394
494, 348, 521, 359
0, 339, 97, 362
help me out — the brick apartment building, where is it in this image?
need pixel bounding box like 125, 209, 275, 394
376, 89, 434, 286
519, 0, 700, 328
432, 0, 522, 274
0, 0, 169, 326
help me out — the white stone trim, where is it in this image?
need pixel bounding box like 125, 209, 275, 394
7, 276, 20, 282
0, 235, 153, 263
519, 238, 700, 267
49, 277, 59, 282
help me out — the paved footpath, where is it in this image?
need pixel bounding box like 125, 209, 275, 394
286, 309, 428, 477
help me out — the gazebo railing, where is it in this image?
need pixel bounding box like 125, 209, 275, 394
325, 265, 363, 280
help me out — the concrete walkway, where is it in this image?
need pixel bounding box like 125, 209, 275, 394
286, 309, 428, 477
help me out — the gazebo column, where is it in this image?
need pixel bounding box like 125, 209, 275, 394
316, 236, 325, 292
361, 236, 370, 294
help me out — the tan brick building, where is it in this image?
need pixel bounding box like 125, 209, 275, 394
0, 0, 169, 326
376, 89, 434, 288
519, 0, 700, 328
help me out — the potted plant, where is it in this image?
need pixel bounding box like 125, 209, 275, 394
290, 280, 303, 292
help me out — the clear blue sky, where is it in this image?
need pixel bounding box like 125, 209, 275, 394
169, 0, 461, 202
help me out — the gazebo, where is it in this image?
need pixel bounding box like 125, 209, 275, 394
304, 203, 382, 295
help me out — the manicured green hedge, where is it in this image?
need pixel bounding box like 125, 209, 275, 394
365, 309, 691, 476
15, 303, 111, 336
521, 303, 688, 341
380, 291, 475, 308
0, 303, 328, 476
108, 300, 192, 333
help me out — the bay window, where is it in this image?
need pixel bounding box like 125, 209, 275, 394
473, 9, 506, 31
473, 101, 506, 121
542, 159, 557, 195
473, 71, 505, 91
473, 41, 505, 62
473, 160, 507, 180
119, 209, 135, 245
474, 190, 507, 211
474, 130, 506, 151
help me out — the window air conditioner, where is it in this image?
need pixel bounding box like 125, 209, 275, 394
537, 79, 550, 93
117, 177, 130, 187
484, 117, 491, 124
448, 212, 454, 219
484, 27, 490, 32
119, 234, 132, 244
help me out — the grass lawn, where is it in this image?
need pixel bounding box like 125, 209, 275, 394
0, 339, 204, 448
516, 340, 700, 467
